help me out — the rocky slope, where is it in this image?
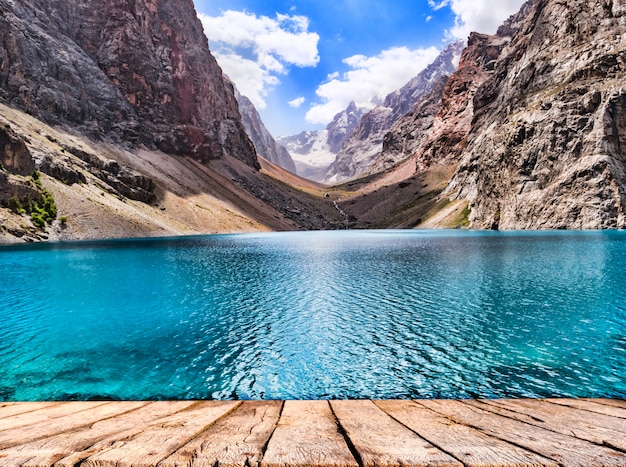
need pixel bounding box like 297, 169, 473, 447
277, 102, 366, 181
0, 0, 346, 242
324, 41, 464, 183
0, 0, 257, 168
446, 0, 626, 229
235, 89, 296, 173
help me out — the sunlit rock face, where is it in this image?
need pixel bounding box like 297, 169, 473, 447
447, 0, 626, 229
0, 0, 258, 168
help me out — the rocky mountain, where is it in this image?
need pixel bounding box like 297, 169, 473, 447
235, 89, 297, 173
446, 0, 626, 229
0, 0, 258, 169
0, 0, 346, 242
324, 41, 464, 183
376, 32, 511, 174
277, 102, 366, 181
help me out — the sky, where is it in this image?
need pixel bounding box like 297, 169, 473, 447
193, 0, 527, 137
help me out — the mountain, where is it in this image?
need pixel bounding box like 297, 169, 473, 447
324, 41, 464, 183
277, 102, 366, 181
376, 31, 511, 175
0, 0, 258, 169
0, 0, 344, 242
235, 89, 297, 173
446, 0, 626, 229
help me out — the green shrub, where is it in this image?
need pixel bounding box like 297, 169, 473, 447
31, 212, 46, 228
59, 216, 68, 225
7, 196, 24, 214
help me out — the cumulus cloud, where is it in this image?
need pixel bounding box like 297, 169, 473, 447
305, 46, 440, 125
199, 10, 320, 109
288, 97, 306, 108
434, 0, 528, 40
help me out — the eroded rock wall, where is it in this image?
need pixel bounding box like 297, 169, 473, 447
0, 0, 258, 168
446, 0, 626, 229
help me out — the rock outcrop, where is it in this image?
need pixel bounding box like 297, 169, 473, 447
446, 0, 626, 229
236, 91, 296, 173
0, 0, 258, 168
324, 41, 464, 183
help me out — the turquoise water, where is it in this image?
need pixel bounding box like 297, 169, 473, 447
0, 230, 625, 401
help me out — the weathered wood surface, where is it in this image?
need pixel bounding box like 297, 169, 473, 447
0, 399, 625, 467
261, 400, 357, 467
376, 399, 556, 467
330, 400, 460, 467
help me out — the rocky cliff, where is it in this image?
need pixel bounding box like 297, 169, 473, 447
0, 0, 258, 168
236, 91, 297, 173
446, 0, 626, 229
0, 0, 348, 242
377, 32, 510, 174
324, 41, 464, 183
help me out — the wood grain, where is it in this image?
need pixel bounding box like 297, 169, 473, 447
0, 401, 195, 467
0, 401, 107, 433
261, 400, 358, 467
419, 399, 626, 467
80, 401, 239, 467
161, 400, 282, 467
376, 399, 556, 467
331, 399, 460, 467
584, 398, 626, 409
546, 398, 626, 418
0, 402, 144, 450
0, 403, 60, 420
476, 398, 626, 450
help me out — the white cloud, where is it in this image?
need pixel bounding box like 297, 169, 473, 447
305, 46, 440, 125
199, 10, 320, 108
288, 97, 306, 108
439, 0, 528, 40
428, 0, 450, 10
425, 15, 433, 22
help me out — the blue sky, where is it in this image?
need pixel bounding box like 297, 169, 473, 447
193, 0, 527, 136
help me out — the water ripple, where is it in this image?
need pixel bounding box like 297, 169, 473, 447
1, 230, 626, 400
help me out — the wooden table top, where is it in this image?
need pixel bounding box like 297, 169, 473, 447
0, 398, 625, 467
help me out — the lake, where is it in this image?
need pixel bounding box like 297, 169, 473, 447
0, 230, 625, 401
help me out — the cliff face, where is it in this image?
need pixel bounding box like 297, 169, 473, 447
324, 41, 464, 183
0, 0, 258, 168
236, 92, 296, 173
446, 0, 626, 229
378, 33, 510, 174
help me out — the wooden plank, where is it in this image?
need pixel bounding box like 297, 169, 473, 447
376, 399, 556, 467
477, 398, 626, 451
161, 400, 282, 467
0, 402, 145, 450
0, 401, 107, 433
0, 401, 195, 467
331, 400, 460, 467
79, 401, 239, 467
583, 398, 626, 409
261, 400, 358, 467
0, 402, 60, 420
419, 399, 626, 467
545, 398, 626, 419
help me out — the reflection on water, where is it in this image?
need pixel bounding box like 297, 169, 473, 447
0, 230, 625, 401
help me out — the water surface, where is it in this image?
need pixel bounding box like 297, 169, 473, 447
1, 230, 625, 401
